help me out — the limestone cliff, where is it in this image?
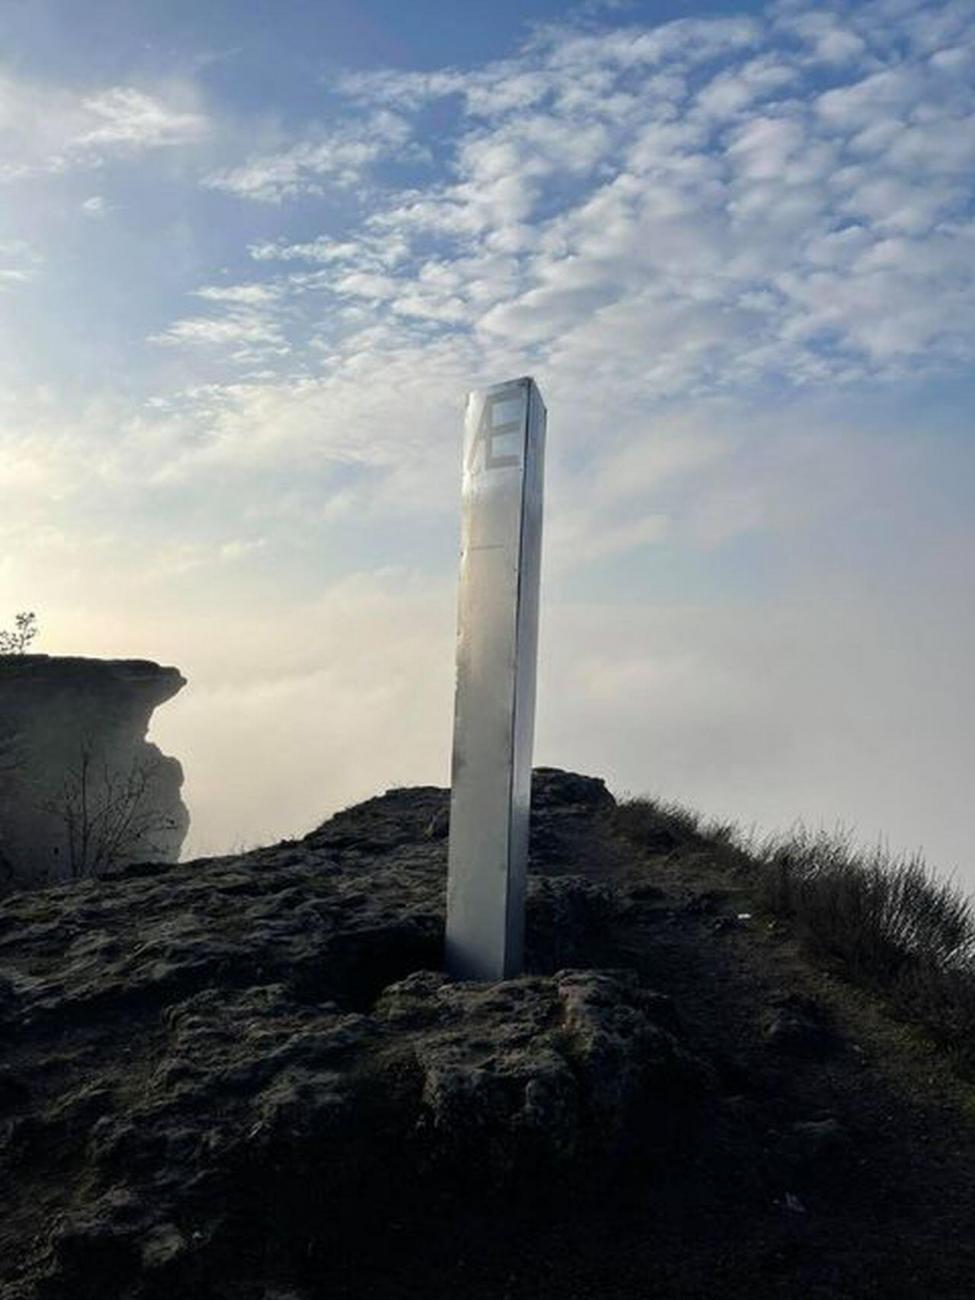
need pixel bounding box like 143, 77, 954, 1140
0, 655, 188, 890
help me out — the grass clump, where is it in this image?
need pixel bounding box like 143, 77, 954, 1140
613, 792, 975, 1076
755, 828, 974, 979
611, 796, 704, 854
754, 825, 975, 1071
612, 795, 754, 872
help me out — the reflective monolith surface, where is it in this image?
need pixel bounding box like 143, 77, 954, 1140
445, 376, 546, 980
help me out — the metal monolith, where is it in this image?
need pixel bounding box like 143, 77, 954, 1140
445, 376, 546, 980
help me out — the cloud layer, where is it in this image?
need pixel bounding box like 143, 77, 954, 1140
1, 0, 973, 885
136, 0, 975, 519
208, 0, 975, 389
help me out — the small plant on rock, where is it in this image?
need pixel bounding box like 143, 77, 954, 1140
0, 611, 39, 655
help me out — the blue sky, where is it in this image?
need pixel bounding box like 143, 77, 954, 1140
1, 0, 973, 880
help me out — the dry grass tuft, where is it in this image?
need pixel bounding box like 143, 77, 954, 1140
613, 794, 975, 1075
752, 825, 975, 1069
611, 796, 703, 851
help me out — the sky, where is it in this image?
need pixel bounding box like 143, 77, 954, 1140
1, 0, 973, 885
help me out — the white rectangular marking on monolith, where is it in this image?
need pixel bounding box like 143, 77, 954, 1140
445, 376, 546, 981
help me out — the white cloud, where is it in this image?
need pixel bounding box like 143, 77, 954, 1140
777, 11, 867, 64
202, 111, 410, 202
541, 16, 762, 73
168, 0, 966, 410
149, 281, 290, 359
135, 330, 477, 493
149, 314, 287, 353
0, 239, 42, 289
249, 236, 366, 263
76, 86, 207, 148
695, 54, 796, 117
545, 507, 670, 573
816, 67, 921, 127
80, 194, 109, 216
194, 283, 282, 305
726, 114, 804, 179
0, 73, 209, 179
11, 0, 972, 506
218, 537, 267, 562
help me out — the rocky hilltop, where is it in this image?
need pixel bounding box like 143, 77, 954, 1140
1, 769, 974, 1299
0, 656, 189, 889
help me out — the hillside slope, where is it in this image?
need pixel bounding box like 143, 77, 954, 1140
1, 769, 973, 1299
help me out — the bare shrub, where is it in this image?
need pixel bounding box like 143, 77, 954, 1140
38, 740, 180, 880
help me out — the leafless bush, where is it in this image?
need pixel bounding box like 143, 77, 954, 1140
39, 741, 180, 880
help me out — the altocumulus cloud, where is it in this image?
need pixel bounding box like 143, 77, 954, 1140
149, 0, 975, 478
0, 72, 208, 180
201, 110, 413, 203
2, 0, 974, 880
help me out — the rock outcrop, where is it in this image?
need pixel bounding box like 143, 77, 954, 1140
0, 656, 189, 890
0, 769, 716, 1299
3, 767, 975, 1299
